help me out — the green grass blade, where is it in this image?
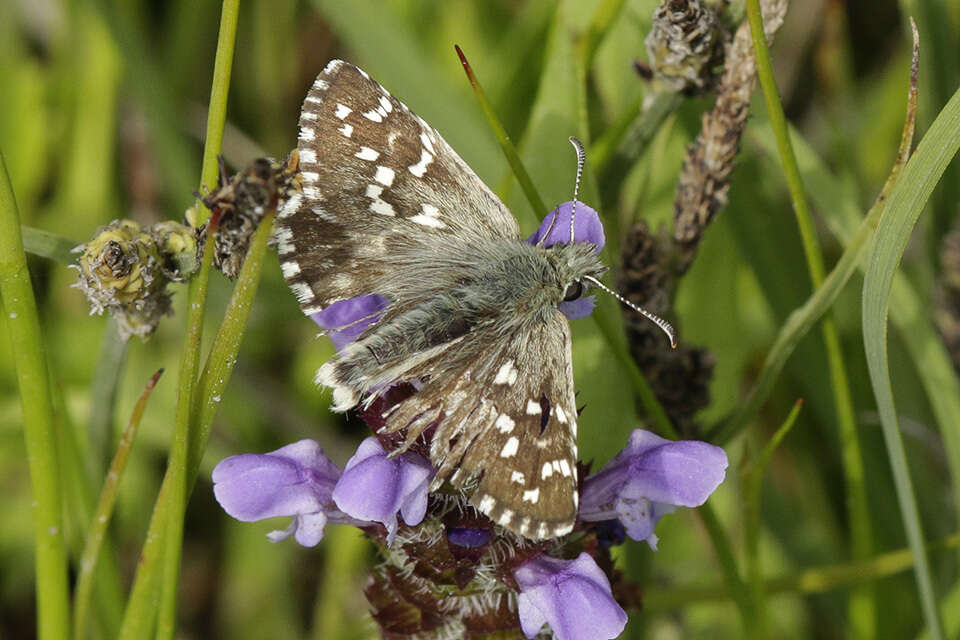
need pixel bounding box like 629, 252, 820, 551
743, 399, 804, 637
710, 191, 880, 444
73, 370, 162, 640
644, 529, 960, 612
745, 2, 876, 632
861, 84, 960, 640
156, 0, 240, 635
21, 226, 80, 264
455, 44, 547, 217
0, 150, 71, 639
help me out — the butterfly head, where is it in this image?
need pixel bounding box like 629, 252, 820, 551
545, 241, 607, 307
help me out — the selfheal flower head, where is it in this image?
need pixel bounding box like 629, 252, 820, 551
514, 552, 627, 640
580, 429, 728, 549
333, 436, 433, 544
526, 200, 606, 320
212, 439, 361, 547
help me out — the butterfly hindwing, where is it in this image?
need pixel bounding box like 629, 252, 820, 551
371, 311, 579, 539
277, 60, 520, 315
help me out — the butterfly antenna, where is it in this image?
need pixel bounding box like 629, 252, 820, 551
583, 275, 678, 348
535, 136, 587, 247
568, 136, 585, 243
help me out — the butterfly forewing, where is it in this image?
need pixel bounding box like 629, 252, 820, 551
277, 60, 520, 315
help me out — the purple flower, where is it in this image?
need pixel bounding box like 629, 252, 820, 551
526, 201, 606, 320
580, 430, 728, 549
311, 294, 391, 351
514, 552, 627, 640
526, 200, 605, 251
332, 437, 433, 544
212, 439, 362, 547
446, 527, 491, 548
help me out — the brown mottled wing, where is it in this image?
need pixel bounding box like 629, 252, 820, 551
378, 311, 579, 539
276, 60, 520, 315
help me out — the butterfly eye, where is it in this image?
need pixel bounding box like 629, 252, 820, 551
562, 280, 584, 302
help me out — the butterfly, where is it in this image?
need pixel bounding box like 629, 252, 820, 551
276, 60, 673, 539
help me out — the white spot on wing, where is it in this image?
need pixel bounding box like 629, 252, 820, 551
498, 509, 514, 526
365, 184, 395, 216
300, 171, 319, 184
556, 406, 568, 424
299, 149, 317, 164
526, 400, 542, 415
379, 95, 393, 113
312, 78, 329, 91
408, 149, 434, 177
419, 132, 435, 155
510, 471, 525, 484
500, 437, 519, 458
410, 215, 443, 228
541, 462, 553, 479
370, 199, 395, 216
559, 459, 572, 477
362, 109, 383, 122
304, 96, 323, 105
374, 166, 395, 187
478, 494, 496, 514
334, 103, 352, 120
355, 147, 380, 161
495, 414, 515, 434
339, 123, 353, 138
281, 261, 301, 278
301, 111, 318, 121
522, 488, 540, 504
493, 361, 515, 385
273, 224, 294, 249
277, 194, 303, 224
299, 127, 315, 142
290, 282, 313, 304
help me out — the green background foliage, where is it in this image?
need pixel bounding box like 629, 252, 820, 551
1, 0, 959, 638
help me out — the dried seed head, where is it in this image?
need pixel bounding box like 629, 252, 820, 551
202, 153, 301, 279
619, 222, 714, 434
672, 0, 787, 272
644, 0, 727, 95
150, 220, 201, 282
74, 219, 171, 341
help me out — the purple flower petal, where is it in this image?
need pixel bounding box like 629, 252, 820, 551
310, 294, 391, 351
447, 527, 491, 548
580, 430, 728, 548
558, 296, 596, 320
332, 437, 434, 544
514, 553, 627, 640
526, 201, 605, 251
213, 439, 360, 547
